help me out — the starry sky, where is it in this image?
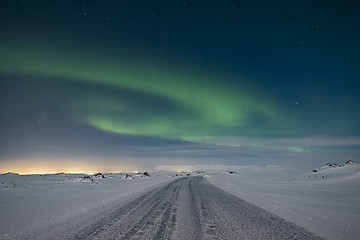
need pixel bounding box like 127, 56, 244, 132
1, 0, 359, 173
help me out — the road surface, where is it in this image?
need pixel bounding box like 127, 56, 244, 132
73, 177, 322, 239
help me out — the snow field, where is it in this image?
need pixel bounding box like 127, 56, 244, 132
0, 171, 176, 239
206, 163, 360, 240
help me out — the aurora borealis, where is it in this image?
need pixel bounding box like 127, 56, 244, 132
1, 1, 359, 173
0, 41, 278, 140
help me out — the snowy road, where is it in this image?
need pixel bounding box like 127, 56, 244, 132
73, 177, 322, 240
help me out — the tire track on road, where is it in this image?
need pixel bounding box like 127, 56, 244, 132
72, 177, 323, 240
73, 178, 184, 239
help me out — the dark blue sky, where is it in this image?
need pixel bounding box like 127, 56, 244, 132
1, 0, 359, 173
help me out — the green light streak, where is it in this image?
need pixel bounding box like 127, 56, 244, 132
249, 143, 303, 153
0, 40, 279, 141
196, 138, 304, 153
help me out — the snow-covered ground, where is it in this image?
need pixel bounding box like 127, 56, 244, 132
207, 162, 360, 240
1, 162, 359, 239
0, 171, 177, 239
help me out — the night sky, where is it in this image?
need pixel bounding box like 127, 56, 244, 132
1, 1, 359, 173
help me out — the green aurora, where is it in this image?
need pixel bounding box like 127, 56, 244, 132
0, 41, 285, 142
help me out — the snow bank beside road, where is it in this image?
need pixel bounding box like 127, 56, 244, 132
206, 163, 360, 240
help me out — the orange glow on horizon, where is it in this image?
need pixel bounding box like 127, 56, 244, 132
0, 158, 142, 175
